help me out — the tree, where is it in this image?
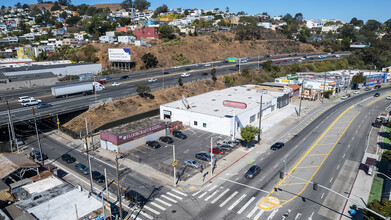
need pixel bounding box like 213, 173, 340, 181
352, 72, 366, 89
363, 198, 391, 219
385, 19, 391, 32
364, 19, 381, 32
29, 6, 41, 16
22, 4, 30, 9
159, 25, 175, 40
141, 53, 158, 69
152, 4, 168, 18
65, 16, 81, 27
60, 11, 68, 19
14, 2, 22, 8
136, 85, 151, 96
294, 13, 303, 22
51, 2, 61, 11
34, 52, 47, 62
240, 125, 260, 143
58, 0, 71, 6
134, 0, 150, 11
184, 9, 189, 16
121, 0, 133, 10
350, 17, 359, 26
237, 11, 246, 15
210, 68, 217, 84
85, 7, 97, 16
341, 37, 351, 51
382, 150, 391, 161
263, 60, 272, 71
178, 77, 183, 86
118, 17, 131, 26
225, 7, 229, 13
214, 8, 219, 12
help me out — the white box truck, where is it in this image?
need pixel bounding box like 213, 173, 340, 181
51, 82, 94, 97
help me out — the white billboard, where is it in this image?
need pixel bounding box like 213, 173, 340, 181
108, 48, 131, 62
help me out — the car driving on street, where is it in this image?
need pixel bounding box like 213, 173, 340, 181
245, 165, 261, 179
37, 102, 52, 109
181, 72, 191, 77
270, 142, 285, 150
61, 153, 76, 163
75, 163, 89, 175
112, 82, 121, 86
148, 78, 157, 83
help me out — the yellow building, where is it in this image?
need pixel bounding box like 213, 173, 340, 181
17, 45, 35, 59
180, 26, 196, 35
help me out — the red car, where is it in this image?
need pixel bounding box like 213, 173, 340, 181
258, 59, 262, 61
98, 80, 107, 84
283, 60, 287, 62
276, 61, 281, 64
274, 56, 279, 59
209, 147, 225, 155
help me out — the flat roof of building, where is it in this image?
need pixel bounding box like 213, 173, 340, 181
22, 176, 63, 195
161, 84, 284, 118
6, 72, 57, 82
103, 116, 163, 136
1, 62, 99, 75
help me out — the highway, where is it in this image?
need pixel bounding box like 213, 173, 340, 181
0, 52, 350, 126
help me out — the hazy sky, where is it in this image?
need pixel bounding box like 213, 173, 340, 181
4, 0, 391, 23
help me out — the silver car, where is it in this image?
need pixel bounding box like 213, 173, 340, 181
184, 159, 201, 168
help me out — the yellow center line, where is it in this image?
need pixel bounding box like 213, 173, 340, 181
295, 166, 320, 169
280, 182, 308, 186
307, 154, 328, 156
316, 143, 334, 146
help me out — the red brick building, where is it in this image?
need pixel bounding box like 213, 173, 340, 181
134, 26, 161, 39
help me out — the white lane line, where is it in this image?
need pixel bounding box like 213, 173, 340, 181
161, 195, 177, 203
321, 193, 325, 199
219, 191, 238, 207
150, 202, 166, 211
167, 192, 183, 200
343, 153, 346, 158
237, 197, 255, 214
204, 190, 219, 202
155, 198, 172, 207
266, 209, 278, 220
192, 191, 202, 197
352, 137, 355, 140
211, 188, 230, 204
295, 213, 302, 220
247, 206, 259, 218
228, 194, 246, 211
273, 163, 278, 169
356, 130, 358, 134
208, 185, 218, 192
172, 188, 187, 196
330, 177, 333, 183
310, 211, 314, 219
218, 177, 268, 193
253, 209, 265, 220
260, 177, 265, 182
348, 144, 351, 148
198, 191, 208, 199
130, 213, 144, 220
336, 165, 340, 170
143, 205, 160, 215
139, 210, 153, 220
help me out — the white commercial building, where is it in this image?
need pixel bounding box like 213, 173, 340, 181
160, 85, 289, 139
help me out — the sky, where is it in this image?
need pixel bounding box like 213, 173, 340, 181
3, 0, 391, 23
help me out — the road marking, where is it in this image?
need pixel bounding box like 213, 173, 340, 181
150, 202, 166, 210
295, 213, 302, 219
237, 197, 255, 214
192, 191, 202, 197
260, 177, 265, 182
204, 190, 219, 202
336, 165, 340, 170
161, 195, 177, 203
198, 191, 208, 199
219, 191, 238, 207
155, 198, 172, 207
273, 163, 278, 168
343, 153, 346, 158
218, 177, 268, 193
167, 192, 183, 200
139, 210, 153, 219
211, 188, 230, 204
310, 211, 314, 219
330, 177, 333, 183
266, 209, 278, 220
228, 194, 246, 210
143, 205, 160, 215
247, 206, 259, 218
253, 209, 264, 220
172, 188, 187, 196
348, 144, 351, 148
321, 193, 325, 199
208, 185, 218, 192
129, 213, 143, 220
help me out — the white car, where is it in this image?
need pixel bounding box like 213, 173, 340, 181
18, 96, 32, 102
181, 73, 191, 78
353, 90, 360, 94
204, 63, 211, 67
386, 96, 391, 100
21, 99, 40, 107
173, 66, 181, 69
148, 78, 157, 83
112, 82, 121, 86
241, 59, 248, 63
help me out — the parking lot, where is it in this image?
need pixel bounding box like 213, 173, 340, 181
124, 127, 235, 180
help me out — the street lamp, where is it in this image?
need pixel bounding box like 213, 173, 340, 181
166, 144, 177, 187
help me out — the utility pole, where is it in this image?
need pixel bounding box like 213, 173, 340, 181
115, 154, 123, 220
85, 118, 94, 194
162, 66, 165, 89
298, 80, 304, 116
258, 93, 263, 143
7, 123, 12, 153
322, 72, 326, 103
173, 145, 177, 187
93, 75, 97, 103
32, 107, 44, 165
257, 52, 260, 70
210, 137, 213, 176
104, 168, 109, 200
6, 100, 18, 153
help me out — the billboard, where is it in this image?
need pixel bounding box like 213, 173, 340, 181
223, 100, 247, 109
287, 74, 299, 80
228, 57, 237, 63
108, 48, 131, 62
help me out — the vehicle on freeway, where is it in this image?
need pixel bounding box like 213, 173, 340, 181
353, 90, 360, 94
163, 72, 170, 75
159, 136, 173, 144
365, 87, 371, 91
216, 64, 221, 67
185, 67, 191, 71
148, 78, 157, 83
92, 171, 105, 183
300, 57, 306, 60
283, 60, 287, 62
204, 63, 211, 67
75, 163, 89, 175
37, 102, 52, 109
336, 55, 341, 58
30, 149, 48, 161
18, 96, 32, 102
245, 165, 261, 179
195, 152, 211, 161
125, 190, 147, 208
223, 60, 229, 63
104, 76, 112, 80
173, 66, 181, 69
341, 94, 351, 100
202, 72, 208, 76
209, 147, 225, 155
270, 142, 285, 150
241, 59, 247, 63
120, 75, 129, 80
172, 130, 187, 139
146, 141, 161, 149
274, 56, 279, 59
98, 80, 107, 84
61, 153, 76, 163
21, 99, 40, 107
319, 55, 324, 59
258, 58, 262, 61
184, 159, 201, 168
181, 72, 191, 77
51, 82, 104, 98
374, 85, 381, 89
386, 96, 391, 100
112, 82, 121, 86
374, 93, 380, 97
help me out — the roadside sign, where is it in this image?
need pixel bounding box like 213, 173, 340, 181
228, 57, 237, 63
172, 161, 178, 167
287, 74, 298, 80
105, 202, 111, 216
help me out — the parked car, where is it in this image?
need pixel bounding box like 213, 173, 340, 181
270, 142, 284, 150
120, 75, 129, 80
283, 60, 287, 62
181, 72, 191, 77
365, 87, 371, 91
341, 94, 351, 100
172, 130, 187, 139
245, 165, 261, 179
61, 153, 76, 163
217, 139, 237, 147
125, 190, 147, 207
374, 93, 380, 97
112, 82, 121, 86
195, 152, 211, 161
184, 159, 201, 168
353, 90, 360, 94
92, 171, 105, 183
274, 56, 279, 59
241, 59, 247, 63
75, 163, 89, 175
374, 85, 381, 89
146, 141, 161, 149
159, 136, 173, 144
37, 102, 52, 109
16, 139, 24, 146
209, 147, 225, 155
148, 78, 157, 83
386, 96, 391, 100
30, 149, 48, 161
218, 144, 233, 152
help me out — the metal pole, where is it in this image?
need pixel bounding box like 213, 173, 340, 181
298, 80, 304, 116
258, 93, 263, 143
105, 168, 109, 200
94, 75, 97, 103
232, 108, 236, 141
162, 67, 165, 89
102, 190, 106, 220
6, 100, 18, 153
258, 53, 260, 70
7, 122, 12, 153
173, 145, 177, 187
115, 155, 123, 220
322, 72, 326, 103
210, 137, 213, 175
85, 118, 94, 194
32, 107, 44, 165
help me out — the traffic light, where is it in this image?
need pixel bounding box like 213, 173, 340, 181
279, 171, 284, 179
313, 182, 318, 191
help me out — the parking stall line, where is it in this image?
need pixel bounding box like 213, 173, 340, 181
228, 194, 246, 210
143, 206, 160, 215
161, 195, 177, 203
247, 206, 259, 218
253, 209, 264, 220
237, 197, 255, 214
167, 192, 183, 200
205, 190, 219, 201
155, 198, 172, 207
150, 202, 166, 211
198, 191, 208, 199
211, 188, 230, 204
219, 191, 238, 207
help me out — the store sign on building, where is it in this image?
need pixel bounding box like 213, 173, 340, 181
223, 100, 247, 109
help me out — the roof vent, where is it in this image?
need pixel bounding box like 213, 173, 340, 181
247, 89, 251, 91
228, 94, 232, 96
214, 109, 219, 112
211, 99, 216, 101
248, 97, 252, 99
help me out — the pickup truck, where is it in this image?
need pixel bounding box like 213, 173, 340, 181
21, 99, 41, 106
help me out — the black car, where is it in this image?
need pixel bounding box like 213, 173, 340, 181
163, 72, 170, 75
125, 190, 147, 207
374, 93, 380, 97
159, 136, 173, 144
173, 130, 187, 139
61, 153, 76, 163
120, 75, 129, 80
30, 150, 48, 161
92, 171, 105, 183
202, 72, 208, 76
146, 141, 161, 148
195, 152, 211, 161
270, 142, 284, 150
219, 144, 233, 152
245, 165, 261, 179
185, 67, 191, 71
83, 91, 93, 96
